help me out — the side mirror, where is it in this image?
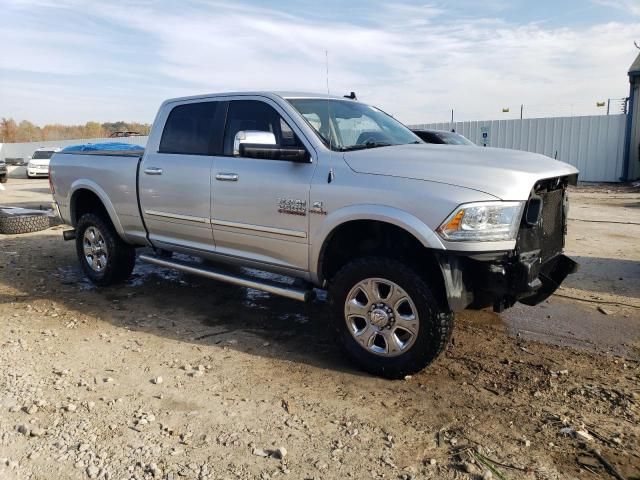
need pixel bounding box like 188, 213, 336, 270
235, 130, 311, 163
233, 130, 276, 156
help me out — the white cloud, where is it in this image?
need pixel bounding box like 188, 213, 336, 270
1, 0, 639, 124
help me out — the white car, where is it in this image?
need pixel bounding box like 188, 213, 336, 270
27, 148, 60, 178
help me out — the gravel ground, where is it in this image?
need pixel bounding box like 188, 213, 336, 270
0, 180, 639, 480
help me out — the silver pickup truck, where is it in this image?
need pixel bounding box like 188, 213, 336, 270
51, 92, 578, 378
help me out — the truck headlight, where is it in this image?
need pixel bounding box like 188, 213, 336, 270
437, 201, 524, 241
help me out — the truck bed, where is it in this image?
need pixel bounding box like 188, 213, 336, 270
51, 151, 148, 245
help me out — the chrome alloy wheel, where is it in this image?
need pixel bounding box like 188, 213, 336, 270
83, 226, 109, 272
344, 278, 419, 357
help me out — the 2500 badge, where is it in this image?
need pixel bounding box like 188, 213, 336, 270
277, 198, 307, 216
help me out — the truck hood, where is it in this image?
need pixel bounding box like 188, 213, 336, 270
343, 144, 579, 200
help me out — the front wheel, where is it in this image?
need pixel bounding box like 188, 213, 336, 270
75, 213, 136, 286
329, 257, 453, 379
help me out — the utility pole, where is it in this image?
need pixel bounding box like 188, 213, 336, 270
520, 104, 524, 120
607, 98, 610, 115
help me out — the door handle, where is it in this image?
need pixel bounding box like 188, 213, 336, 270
144, 167, 163, 175
216, 173, 239, 182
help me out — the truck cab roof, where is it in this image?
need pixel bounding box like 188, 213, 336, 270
161, 91, 356, 105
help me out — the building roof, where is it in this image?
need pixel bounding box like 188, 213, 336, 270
629, 51, 640, 75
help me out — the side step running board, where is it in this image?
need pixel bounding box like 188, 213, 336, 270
139, 254, 315, 302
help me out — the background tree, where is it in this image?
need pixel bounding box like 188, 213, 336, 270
16, 120, 42, 142
84, 121, 104, 138
1, 118, 18, 142
0, 118, 151, 142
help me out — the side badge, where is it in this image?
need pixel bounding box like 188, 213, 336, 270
278, 198, 307, 216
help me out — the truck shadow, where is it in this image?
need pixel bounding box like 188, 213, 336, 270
1, 235, 358, 376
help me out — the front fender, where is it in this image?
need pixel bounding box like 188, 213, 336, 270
69, 179, 126, 236
310, 204, 445, 284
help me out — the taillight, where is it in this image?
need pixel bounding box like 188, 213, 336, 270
48, 165, 55, 194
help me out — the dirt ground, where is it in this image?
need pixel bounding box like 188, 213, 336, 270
1, 179, 639, 480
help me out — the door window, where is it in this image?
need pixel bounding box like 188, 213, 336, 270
223, 100, 303, 156
159, 101, 223, 155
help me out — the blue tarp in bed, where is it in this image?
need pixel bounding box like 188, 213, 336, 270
61, 142, 144, 152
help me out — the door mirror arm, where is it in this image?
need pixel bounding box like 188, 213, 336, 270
238, 144, 310, 163
234, 130, 310, 162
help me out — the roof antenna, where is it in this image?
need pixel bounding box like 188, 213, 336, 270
326, 50, 335, 184
325, 50, 330, 96
343, 91, 357, 100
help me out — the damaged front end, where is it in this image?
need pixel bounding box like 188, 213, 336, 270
438, 175, 579, 313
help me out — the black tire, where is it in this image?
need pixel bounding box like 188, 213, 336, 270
329, 257, 453, 379
75, 213, 136, 286
0, 212, 50, 234
0, 175, 7, 184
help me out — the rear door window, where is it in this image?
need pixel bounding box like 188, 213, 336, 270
159, 101, 224, 155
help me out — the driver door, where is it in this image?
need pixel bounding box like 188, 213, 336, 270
211, 98, 317, 272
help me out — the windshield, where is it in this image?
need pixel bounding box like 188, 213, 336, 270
287, 99, 422, 151
435, 132, 474, 146
32, 150, 55, 159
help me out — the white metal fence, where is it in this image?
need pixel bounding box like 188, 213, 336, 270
410, 114, 627, 182
0, 136, 149, 163
0, 113, 628, 182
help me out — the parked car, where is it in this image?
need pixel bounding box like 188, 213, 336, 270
27, 148, 60, 178
412, 128, 475, 146
50, 92, 579, 379
4, 158, 27, 166
0, 158, 7, 183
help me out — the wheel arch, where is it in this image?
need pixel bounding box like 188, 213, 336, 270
313, 206, 452, 310
313, 205, 444, 283
69, 181, 125, 236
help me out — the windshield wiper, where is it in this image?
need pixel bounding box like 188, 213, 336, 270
339, 141, 393, 152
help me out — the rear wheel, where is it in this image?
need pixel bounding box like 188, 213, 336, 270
75, 213, 135, 286
329, 257, 453, 379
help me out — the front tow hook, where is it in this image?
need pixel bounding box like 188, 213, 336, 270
519, 254, 579, 306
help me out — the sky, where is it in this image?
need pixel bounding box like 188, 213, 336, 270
0, 0, 639, 125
